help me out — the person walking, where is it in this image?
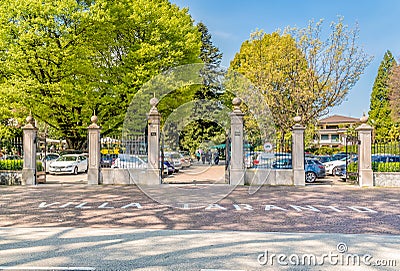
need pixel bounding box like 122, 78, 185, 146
214, 151, 219, 165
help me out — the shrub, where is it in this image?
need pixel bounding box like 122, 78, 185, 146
0, 160, 23, 170
373, 162, 400, 172
0, 160, 43, 171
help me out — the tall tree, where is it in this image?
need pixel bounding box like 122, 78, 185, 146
0, 0, 201, 149
230, 18, 372, 137
368, 50, 397, 141
389, 63, 400, 122
177, 22, 226, 153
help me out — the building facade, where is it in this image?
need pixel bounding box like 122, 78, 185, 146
315, 115, 360, 147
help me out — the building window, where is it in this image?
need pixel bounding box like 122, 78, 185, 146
321, 135, 329, 141
331, 135, 339, 142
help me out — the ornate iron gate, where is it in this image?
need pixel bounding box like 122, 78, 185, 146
345, 132, 360, 183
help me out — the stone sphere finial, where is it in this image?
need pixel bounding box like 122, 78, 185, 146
360, 112, 368, 123
293, 115, 302, 123
150, 97, 159, 107
91, 115, 98, 124
232, 97, 242, 113
232, 97, 242, 107
26, 115, 34, 125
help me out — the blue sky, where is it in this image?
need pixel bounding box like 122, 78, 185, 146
171, 0, 400, 118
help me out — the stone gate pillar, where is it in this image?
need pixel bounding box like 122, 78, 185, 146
22, 115, 38, 185
229, 97, 245, 185
146, 97, 161, 185
87, 115, 101, 185
292, 116, 305, 186
356, 114, 373, 187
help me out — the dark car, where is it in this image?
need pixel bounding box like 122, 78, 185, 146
163, 160, 175, 175
100, 154, 118, 168
372, 154, 400, 163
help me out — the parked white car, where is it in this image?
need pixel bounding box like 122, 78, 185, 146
323, 157, 347, 175
323, 155, 358, 175
111, 154, 147, 169
41, 153, 60, 173
48, 154, 88, 175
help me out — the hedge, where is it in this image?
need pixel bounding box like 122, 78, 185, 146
348, 162, 400, 173
0, 160, 43, 171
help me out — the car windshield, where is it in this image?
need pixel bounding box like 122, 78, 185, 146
58, 156, 77, 162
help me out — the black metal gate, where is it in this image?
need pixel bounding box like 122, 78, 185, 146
225, 135, 231, 183
345, 132, 360, 183
36, 132, 47, 184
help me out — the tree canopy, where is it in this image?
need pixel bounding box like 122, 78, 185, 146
230, 18, 372, 136
0, 0, 201, 148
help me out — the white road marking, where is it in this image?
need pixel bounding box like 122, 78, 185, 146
0, 267, 95, 270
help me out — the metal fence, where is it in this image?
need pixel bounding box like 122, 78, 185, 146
0, 137, 23, 185
0, 137, 23, 170
371, 139, 400, 172
100, 134, 147, 168
245, 138, 292, 169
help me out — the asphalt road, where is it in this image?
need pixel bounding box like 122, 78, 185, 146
0, 227, 399, 271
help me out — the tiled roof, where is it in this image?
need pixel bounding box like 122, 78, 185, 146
318, 114, 360, 124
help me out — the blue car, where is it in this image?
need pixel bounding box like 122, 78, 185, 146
305, 158, 326, 183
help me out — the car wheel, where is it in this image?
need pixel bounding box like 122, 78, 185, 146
73, 167, 78, 175
305, 171, 317, 183
332, 166, 341, 176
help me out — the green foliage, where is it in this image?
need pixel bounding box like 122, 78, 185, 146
348, 161, 400, 173
369, 51, 398, 141
230, 18, 372, 135
173, 22, 226, 153
0, 160, 23, 170
0, 160, 42, 171
0, 0, 201, 148
372, 162, 400, 172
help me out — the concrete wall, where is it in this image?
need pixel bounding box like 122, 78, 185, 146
245, 169, 293, 186
101, 168, 153, 185
374, 172, 400, 187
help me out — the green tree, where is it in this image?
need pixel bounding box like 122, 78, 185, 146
230, 18, 372, 137
368, 50, 398, 141
0, 0, 201, 148
389, 63, 400, 122
177, 22, 226, 154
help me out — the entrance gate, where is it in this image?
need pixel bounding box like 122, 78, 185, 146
345, 132, 360, 183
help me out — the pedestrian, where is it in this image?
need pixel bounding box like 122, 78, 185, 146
206, 150, 212, 165
196, 151, 200, 162
214, 151, 219, 165
201, 152, 206, 164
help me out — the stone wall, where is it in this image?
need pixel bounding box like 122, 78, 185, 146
0, 171, 22, 185
374, 172, 400, 187
101, 168, 155, 185
245, 169, 293, 186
